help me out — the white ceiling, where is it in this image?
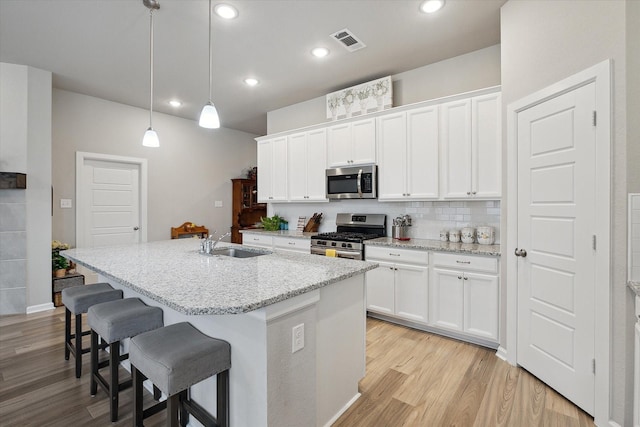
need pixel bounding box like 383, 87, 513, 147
0, 0, 505, 135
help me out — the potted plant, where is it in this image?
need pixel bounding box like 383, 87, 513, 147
52, 240, 70, 277
261, 215, 283, 231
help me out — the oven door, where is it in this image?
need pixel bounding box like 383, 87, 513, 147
310, 246, 362, 260
326, 165, 377, 199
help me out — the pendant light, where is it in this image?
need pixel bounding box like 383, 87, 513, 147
199, 0, 220, 129
142, 0, 160, 147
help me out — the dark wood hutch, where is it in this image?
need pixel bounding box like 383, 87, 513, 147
230, 178, 266, 243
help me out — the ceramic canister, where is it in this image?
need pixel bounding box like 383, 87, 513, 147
439, 230, 449, 242
461, 227, 476, 244
449, 229, 461, 243
476, 226, 495, 245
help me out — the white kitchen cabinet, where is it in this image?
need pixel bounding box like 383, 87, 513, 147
440, 92, 501, 199
429, 252, 499, 342
242, 233, 273, 248
273, 236, 311, 253
377, 106, 439, 201
327, 118, 376, 167
257, 136, 288, 202
287, 129, 327, 202
365, 246, 429, 323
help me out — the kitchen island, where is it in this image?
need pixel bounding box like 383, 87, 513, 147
62, 239, 378, 427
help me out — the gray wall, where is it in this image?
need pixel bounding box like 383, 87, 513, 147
267, 44, 501, 134
501, 0, 631, 424
52, 89, 258, 246
0, 63, 52, 314
628, 0, 640, 194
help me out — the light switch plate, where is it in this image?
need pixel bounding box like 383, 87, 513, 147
214, 200, 223, 208
60, 199, 72, 209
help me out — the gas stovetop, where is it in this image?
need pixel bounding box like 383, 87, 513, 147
312, 231, 382, 243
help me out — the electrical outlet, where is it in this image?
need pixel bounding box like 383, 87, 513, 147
60, 199, 72, 209
292, 323, 304, 353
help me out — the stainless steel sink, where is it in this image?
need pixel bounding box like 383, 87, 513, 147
210, 247, 269, 258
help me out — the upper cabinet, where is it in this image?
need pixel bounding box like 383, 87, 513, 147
287, 129, 328, 202
257, 136, 288, 203
377, 106, 439, 201
440, 92, 501, 199
327, 118, 376, 167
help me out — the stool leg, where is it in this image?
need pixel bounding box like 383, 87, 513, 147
109, 341, 120, 422
167, 393, 180, 427
153, 384, 162, 401
133, 366, 145, 427
64, 308, 71, 360
90, 330, 98, 396
74, 313, 83, 378
179, 390, 189, 427
217, 370, 230, 427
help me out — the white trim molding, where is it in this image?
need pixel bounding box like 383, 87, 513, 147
506, 60, 611, 425
26, 302, 55, 314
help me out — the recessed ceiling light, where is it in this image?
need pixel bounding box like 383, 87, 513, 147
169, 100, 182, 107
311, 47, 329, 58
214, 3, 238, 19
244, 78, 259, 87
420, 0, 445, 13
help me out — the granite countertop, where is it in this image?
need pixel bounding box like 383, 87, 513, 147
629, 281, 640, 297
240, 229, 316, 239
61, 239, 377, 316
366, 237, 501, 257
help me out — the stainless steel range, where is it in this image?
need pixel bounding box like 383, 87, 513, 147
310, 213, 386, 260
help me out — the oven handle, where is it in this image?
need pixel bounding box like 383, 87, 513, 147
357, 168, 363, 198
310, 246, 362, 260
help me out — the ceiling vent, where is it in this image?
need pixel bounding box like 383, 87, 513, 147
331, 28, 366, 52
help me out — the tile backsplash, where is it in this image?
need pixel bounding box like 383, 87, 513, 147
269, 199, 501, 241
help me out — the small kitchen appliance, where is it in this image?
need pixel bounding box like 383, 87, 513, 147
326, 165, 377, 199
310, 213, 386, 260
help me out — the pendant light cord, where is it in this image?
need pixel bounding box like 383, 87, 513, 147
149, 8, 154, 128
208, 0, 212, 103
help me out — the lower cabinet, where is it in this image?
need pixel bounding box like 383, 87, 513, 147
242, 233, 273, 249
242, 232, 310, 254
366, 246, 429, 324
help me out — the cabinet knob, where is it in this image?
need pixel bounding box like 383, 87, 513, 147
463, 276, 468, 280
472, 191, 477, 195
133, 226, 140, 231
458, 276, 462, 280
466, 191, 471, 195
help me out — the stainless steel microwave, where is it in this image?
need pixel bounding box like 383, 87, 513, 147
326, 165, 377, 199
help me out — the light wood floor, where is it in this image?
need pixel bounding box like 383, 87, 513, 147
0, 308, 594, 426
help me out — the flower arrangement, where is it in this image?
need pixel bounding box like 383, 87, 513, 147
326, 76, 392, 119
327, 94, 341, 110
341, 89, 355, 107
373, 80, 389, 97
356, 87, 370, 100
52, 240, 70, 272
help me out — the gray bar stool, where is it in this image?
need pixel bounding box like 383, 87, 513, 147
87, 297, 164, 422
130, 322, 231, 427
61, 283, 123, 378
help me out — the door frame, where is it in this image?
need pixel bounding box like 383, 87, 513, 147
75, 151, 148, 247
505, 60, 611, 424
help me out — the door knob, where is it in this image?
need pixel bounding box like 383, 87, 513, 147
514, 248, 527, 257
133, 226, 140, 231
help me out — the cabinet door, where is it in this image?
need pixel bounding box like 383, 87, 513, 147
351, 118, 376, 165
305, 129, 328, 201
327, 123, 352, 167
472, 93, 501, 198
366, 262, 395, 315
429, 268, 463, 331
463, 272, 499, 340
287, 132, 308, 201
256, 140, 272, 202
271, 136, 288, 201
242, 233, 272, 248
377, 112, 407, 200
440, 99, 472, 198
407, 106, 439, 199
395, 263, 428, 324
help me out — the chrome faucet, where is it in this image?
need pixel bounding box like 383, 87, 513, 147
211, 232, 231, 252
201, 231, 231, 254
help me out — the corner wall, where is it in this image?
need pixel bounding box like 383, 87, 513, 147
52, 89, 258, 246
500, 0, 629, 424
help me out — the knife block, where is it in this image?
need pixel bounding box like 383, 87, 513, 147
303, 218, 320, 232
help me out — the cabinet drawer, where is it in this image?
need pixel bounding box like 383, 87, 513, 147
273, 237, 311, 252
431, 252, 497, 274
242, 233, 273, 248
365, 246, 428, 265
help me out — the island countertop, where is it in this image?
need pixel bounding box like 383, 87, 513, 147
62, 239, 377, 316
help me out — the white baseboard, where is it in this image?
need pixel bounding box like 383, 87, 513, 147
605, 421, 622, 427
322, 392, 361, 427
26, 302, 55, 314
496, 346, 508, 362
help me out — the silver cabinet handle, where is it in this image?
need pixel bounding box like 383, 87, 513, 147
514, 248, 527, 257
458, 276, 462, 279
133, 226, 140, 231
389, 253, 400, 257
456, 260, 471, 264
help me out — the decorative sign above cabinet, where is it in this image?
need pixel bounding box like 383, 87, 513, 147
326, 76, 392, 121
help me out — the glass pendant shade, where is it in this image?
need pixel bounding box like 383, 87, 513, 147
142, 127, 160, 147
199, 102, 220, 129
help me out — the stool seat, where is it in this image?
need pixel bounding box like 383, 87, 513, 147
88, 297, 163, 344
61, 283, 122, 378
62, 283, 122, 314
130, 322, 231, 396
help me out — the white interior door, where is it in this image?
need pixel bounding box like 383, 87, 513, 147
516, 82, 596, 414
